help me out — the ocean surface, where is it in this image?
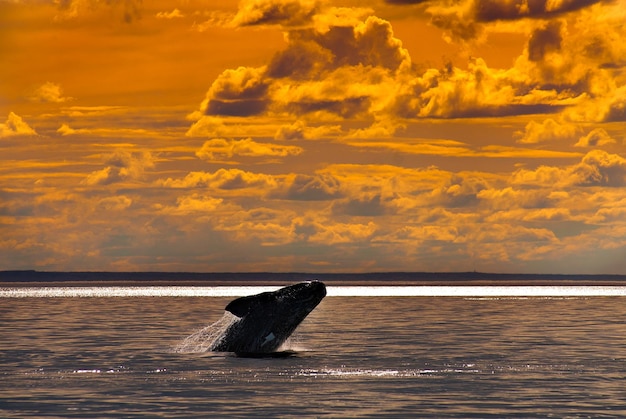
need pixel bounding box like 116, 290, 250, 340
3, 276, 626, 417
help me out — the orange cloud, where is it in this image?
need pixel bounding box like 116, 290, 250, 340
28, 82, 73, 103
54, 0, 142, 23
424, 0, 607, 43
159, 193, 224, 215
97, 195, 133, 211
82, 151, 155, 185
195, 138, 303, 161
305, 219, 377, 245
0, 112, 38, 137
574, 128, 617, 147
515, 118, 580, 144
511, 150, 626, 188
189, 0, 621, 136
272, 173, 342, 200
57, 123, 150, 137
231, 0, 321, 27
158, 168, 279, 192
155, 9, 184, 19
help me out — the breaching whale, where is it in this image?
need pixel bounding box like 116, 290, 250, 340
209, 281, 326, 355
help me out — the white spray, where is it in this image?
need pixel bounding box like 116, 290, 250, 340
174, 312, 239, 353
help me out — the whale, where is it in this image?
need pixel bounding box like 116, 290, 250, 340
209, 281, 326, 355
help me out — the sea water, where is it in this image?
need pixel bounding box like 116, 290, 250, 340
2, 285, 626, 417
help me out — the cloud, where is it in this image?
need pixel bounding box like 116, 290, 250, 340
0, 112, 38, 137
270, 15, 412, 76
305, 219, 377, 245
199, 66, 271, 117
272, 173, 342, 200
195, 138, 303, 161
57, 124, 76, 136
527, 21, 562, 62
474, 0, 604, 22
158, 169, 278, 192
186, 115, 279, 138
574, 128, 617, 147
82, 151, 155, 185
477, 187, 555, 210
56, 123, 151, 137
565, 85, 626, 123
589, 206, 626, 224
59, 106, 129, 117
346, 136, 582, 159
431, 172, 492, 207
275, 121, 306, 140
211, 207, 298, 246
190, 13, 412, 128
424, 0, 606, 43
54, 0, 142, 23
515, 118, 580, 144
396, 57, 579, 118
231, 0, 321, 27
156, 9, 184, 19
412, 0, 626, 124
332, 194, 387, 216
28, 82, 73, 103
159, 193, 224, 215
486, 207, 575, 223
511, 150, 626, 188
191, 0, 624, 135
571, 149, 626, 187
97, 195, 133, 211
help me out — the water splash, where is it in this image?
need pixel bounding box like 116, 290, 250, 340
277, 333, 309, 353
174, 312, 239, 353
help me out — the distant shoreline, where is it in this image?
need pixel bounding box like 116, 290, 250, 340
2, 271, 626, 287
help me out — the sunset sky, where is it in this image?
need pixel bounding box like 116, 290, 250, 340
1, 0, 625, 274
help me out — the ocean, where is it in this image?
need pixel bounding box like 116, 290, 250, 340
2, 273, 626, 418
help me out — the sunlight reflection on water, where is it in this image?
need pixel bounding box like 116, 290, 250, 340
2, 285, 626, 298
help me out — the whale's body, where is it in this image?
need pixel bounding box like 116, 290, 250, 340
210, 281, 326, 354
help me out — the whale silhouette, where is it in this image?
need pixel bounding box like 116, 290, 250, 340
210, 281, 326, 355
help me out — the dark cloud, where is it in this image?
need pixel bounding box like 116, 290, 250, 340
202, 67, 271, 116
205, 99, 269, 117
429, 13, 480, 42
572, 150, 626, 187
448, 103, 566, 118
231, 0, 321, 27
605, 99, 626, 122
332, 194, 387, 216
275, 174, 342, 200
269, 17, 410, 79
528, 21, 562, 62
433, 174, 491, 208
208, 67, 270, 101
268, 39, 334, 79
426, 0, 605, 42
287, 97, 371, 118
0, 192, 35, 217
474, 0, 604, 22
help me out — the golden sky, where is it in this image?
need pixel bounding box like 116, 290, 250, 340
1, 0, 625, 273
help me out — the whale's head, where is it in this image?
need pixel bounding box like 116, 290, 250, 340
213, 281, 326, 354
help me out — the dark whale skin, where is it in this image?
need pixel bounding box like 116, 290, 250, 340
211, 281, 326, 354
